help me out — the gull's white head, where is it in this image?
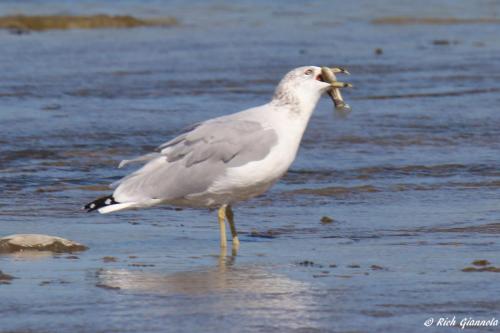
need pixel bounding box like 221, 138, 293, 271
272, 66, 331, 111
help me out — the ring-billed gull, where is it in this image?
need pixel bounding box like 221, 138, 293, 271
84, 66, 351, 249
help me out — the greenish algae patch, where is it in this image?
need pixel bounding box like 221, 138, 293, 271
462, 260, 500, 273
0, 14, 178, 31
472, 259, 491, 267
320, 216, 334, 224
462, 266, 500, 273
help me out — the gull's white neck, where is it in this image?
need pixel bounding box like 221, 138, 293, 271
269, 86, 322, 125
257, 87, 323, 168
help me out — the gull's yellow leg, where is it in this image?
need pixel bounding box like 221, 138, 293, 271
218, 205, 227, 248
225, 205, 240, 249
218, 246, 227, 269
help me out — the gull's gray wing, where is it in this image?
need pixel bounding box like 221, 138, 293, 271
112, 119, 278, 203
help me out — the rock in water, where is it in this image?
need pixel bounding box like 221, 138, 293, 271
0, 270, 16, 284
0, 234, 87, 253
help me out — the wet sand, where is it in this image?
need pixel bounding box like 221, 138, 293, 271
0, 1, 499, 332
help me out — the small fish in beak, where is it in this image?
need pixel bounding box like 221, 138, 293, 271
321, 66, 352, 112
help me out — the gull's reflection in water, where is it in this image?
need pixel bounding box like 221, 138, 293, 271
97, 250, 308, 296
3, 251, 55, 260
96, 250, 315, 320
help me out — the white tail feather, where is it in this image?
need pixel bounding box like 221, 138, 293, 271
97, 199, 163, 214
98, 202, 137, 214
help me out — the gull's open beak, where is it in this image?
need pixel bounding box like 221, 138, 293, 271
320, 67, 352, 111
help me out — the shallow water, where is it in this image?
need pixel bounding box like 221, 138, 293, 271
1, 1, 500, 332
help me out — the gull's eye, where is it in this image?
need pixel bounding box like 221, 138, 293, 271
305, 69, 313, 75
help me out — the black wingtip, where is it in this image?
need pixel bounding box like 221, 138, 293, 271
84, 195, 117, 212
